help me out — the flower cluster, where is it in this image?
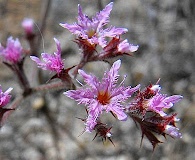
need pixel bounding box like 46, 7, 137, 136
0, 1, 183, 149
0, 37, 23, 64
127, 84, 183, 149
60, 2, 138, 69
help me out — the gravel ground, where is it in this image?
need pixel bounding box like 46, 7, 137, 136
0, 0, 195, 160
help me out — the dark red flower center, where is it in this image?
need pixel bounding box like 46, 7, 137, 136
97, 91, 111, 105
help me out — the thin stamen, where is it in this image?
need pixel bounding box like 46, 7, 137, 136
119, 75, 127, 86
76, 78, 84, 86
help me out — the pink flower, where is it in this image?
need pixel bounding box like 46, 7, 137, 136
22, 18, 34, 35
129, 84, 183, 117
0, 37, 23, 64
65, 60, 140, 132
147, 93, 183, 116
117, 39, 139, 54
30, 38, 64, 75
0, 85, 12, 107
102, 38, 139, 58
60, 2, 127, 47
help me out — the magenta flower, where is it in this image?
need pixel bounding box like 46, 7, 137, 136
147, 93, 183, 116
141, 84, 183, 116
0, 37, 23, 64
65, 60, 140, 132
129, 84, 183, 117
22, 18, 34, 35
117, 39, 139, 54
60, 2, 127, 47
30, 38, 64, 75
0, 85, 12, 107
102, 38, 139, 58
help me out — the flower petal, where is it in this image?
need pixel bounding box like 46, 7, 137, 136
107, 104, 127, 121
164, 125, 182, 138
107, 59, 121, 86
164, 95, 183, 105
103, 26, 128, 37
54, 38, 61, 56
64, 88, 94, 105
85, 101, 102, 132
78, 69, 99, 90
95, 2, 113, 30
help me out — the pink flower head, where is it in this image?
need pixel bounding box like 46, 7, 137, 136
0, 85, 12, 107
0, 37, 23, 64
60, 2, 127, 47
30, 38, 64, 75
22, 18, 34, 35
65, 60, 140, 132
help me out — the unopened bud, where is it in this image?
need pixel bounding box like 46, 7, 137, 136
22, 18, 34, 35
150, 85, 161, 93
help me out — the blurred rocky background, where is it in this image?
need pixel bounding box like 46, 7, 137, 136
0, 0, 194, 159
